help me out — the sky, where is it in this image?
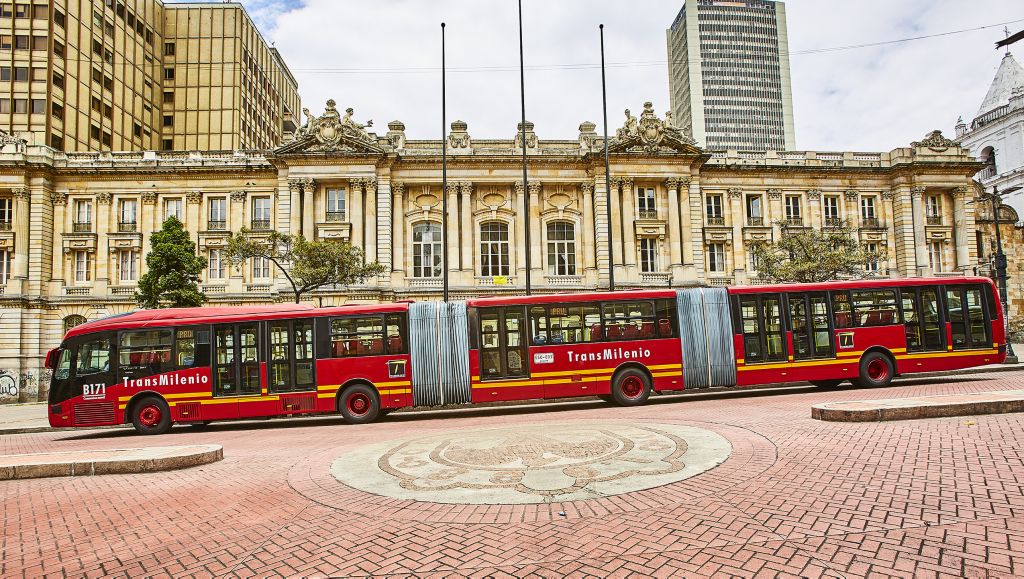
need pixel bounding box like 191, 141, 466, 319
189, 0, 1024, 152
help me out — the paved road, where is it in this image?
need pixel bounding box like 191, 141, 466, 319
3, 371, 1024, 577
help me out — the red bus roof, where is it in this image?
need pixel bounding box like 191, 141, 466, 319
62, 302, 410, 341
727, 276, 997, 295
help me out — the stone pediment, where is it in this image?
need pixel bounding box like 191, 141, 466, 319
607, 101, 700, 155
275, 99, 388, 155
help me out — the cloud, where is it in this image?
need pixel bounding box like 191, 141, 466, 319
228, 0, 1023, 151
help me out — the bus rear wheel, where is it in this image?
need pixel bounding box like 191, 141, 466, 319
853, 352, 895, 388
131, 396, 172, 435
338, 384, 380, 424
611, 368, 652, 406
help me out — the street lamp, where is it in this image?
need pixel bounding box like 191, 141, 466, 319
991, 184, 1020, 362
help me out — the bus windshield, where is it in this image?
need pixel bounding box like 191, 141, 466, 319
48, 347, 75, 405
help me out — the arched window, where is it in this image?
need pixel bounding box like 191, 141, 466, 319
981, 146, 997, 173
412, 222, 442, 278
546, 221, 576, 276
63, 314, 87, 334
479, 221, 510, 277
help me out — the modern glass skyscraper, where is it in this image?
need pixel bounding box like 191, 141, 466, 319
667, 0, 796, 151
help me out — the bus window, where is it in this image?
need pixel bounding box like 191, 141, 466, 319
385, 313, 407, 354
739, 296, 762, 362
479, 310, 502, 378
655, 299, 677, 338
54, 348, 71, 380
77, 338, 111, 376
239, 324, 260, 394
602, 301, 656, 341
504, 309, 526, 377
832, 292, 852, 329
294, 320, 315, 390
788, 293, 833, 360
921, 287, 943, 350
852, 290, 898, 326
529, 306, 548, 345
763, 296, 785, 361
119, 329, 173, 376
810, 294, 832, 357
542, 304, 601, 344
330, 316, 384, 357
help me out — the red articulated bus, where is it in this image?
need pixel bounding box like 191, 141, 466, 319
46, 277, 1005, 434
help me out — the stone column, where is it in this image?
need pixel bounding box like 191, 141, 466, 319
49, 190, 67, 286
288, 179, 302, 236
528, 181, 542, 285
679, 178, 694, 268
230, 191, 246, 234
364, 178, 377, 263
459, 182, 473, 275
767, 188, 783, 245
26, 181, 53, 298
807, 189, 822, 228
445, 182, 459, 283
350, 178, 364, 250
140, 191, 157, 277
687, 179, 703, 281
376, 177, 392, 276
889, 185, 915, 276
593, 177, 610, 288
621, 177, 637, 277
392, 182, 405, 284
514, 182, 527, 280
911, 186, 928, 275
186, 191, 201, 241
609, 177, 623, 280
301, 178, 315, 240
952, 185, 973, 271
581, 182, 596, 281
11, 187, 29, 294
881, 190, 898, 275
728, 188, 745, 282
666, 178, 683, 276
95, 192, 112, 287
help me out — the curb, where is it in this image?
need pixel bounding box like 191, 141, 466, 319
0, 444, 223, 480
812, 392, 1024, 422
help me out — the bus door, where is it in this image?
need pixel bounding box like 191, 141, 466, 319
267, 319, 317, 413
212, 323, 262, 418
944, 285, 992, 350
477, 306, 537, 401
787, 292, 835, 361
736, 293, 787, 365
69, 332, 116, 422
900, 286, 945, 352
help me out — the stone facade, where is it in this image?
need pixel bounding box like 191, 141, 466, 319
0, 101, 984, 402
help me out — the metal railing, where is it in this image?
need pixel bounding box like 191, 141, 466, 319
207, 220, 227, 231
250, 219, 271, 230
0, 221, 11, 231
926, 215, 943, 226
706, 216, 725, 226
861, 217, 880, 228
118, 221, 137, 233
784, 217, 803, 226
824, 217, 842, 227
746, 216, 764, 226
976, 166, 997, 181
72, 222, 92, 232
325, 211, 346, 222
637, 209, 658, 220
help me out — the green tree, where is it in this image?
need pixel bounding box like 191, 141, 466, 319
225, 229, 386, 303
135, 216, 208, 309
747, 220, 886, 283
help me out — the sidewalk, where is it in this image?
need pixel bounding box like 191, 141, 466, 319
2, 360, 1019, 435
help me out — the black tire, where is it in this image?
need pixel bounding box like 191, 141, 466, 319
809, 379, 843, 388
337, 384, 380, 424
130, 396, 172, 435
610, 368, 652, 406
853, 351, 895, 388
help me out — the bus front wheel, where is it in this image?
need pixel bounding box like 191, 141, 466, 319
131, 396, 172, 435
854, 352, 895, 388
338, 384, 380, 424
611, 368, 652, 406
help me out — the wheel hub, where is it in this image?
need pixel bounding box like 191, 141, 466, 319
139, 405, 162, 427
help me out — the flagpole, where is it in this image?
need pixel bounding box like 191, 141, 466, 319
518, 0, 531, 295
600, 24, 615, 292
441, 22, 449, 303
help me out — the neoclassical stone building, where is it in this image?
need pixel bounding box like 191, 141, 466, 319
0, 100, 984, 400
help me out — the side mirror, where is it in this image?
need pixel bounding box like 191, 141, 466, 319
44, 348, 58, 370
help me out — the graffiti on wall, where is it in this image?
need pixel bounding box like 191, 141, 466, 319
0, 373, 18, 400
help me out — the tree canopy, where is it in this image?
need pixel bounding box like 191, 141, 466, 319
747, 220, 886, 283
135, 216, 208, 309
225, 229, 386, 303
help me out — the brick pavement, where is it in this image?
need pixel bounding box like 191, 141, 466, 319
2, 371, 1024, 577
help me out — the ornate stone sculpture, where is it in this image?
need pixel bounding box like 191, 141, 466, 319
386, 121, 407, 149
292, 100, 378, 152
911, 130, 956, 151
448, 120, 471, 149
578, 121, 597, 151
611, 102, 695, 153
515, 121, 538, 149
342, 107, 373, 132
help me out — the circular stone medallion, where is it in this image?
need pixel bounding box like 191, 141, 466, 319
330, 422, 732, 504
